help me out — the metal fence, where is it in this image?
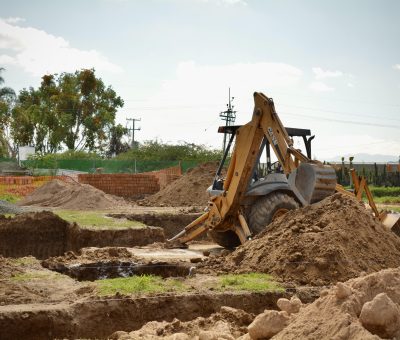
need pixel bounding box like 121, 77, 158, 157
19, 159, 200, 175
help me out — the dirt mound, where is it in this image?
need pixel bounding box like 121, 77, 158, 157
203, 193, 400, 285
142, 162, 220, 207
18, 179, 127, 210
274, 267, 400, 339
110, 306, 254, 339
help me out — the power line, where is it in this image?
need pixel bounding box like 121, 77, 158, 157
279, 104, 400, 122
280, 111, 400, 130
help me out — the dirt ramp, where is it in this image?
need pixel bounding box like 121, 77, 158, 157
142, 162, 220, 207
203, 193, 400, 285
18, 179, 127, 210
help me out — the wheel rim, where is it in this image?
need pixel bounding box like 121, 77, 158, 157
272, 208, 289, 221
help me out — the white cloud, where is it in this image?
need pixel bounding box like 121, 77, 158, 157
129, 61, 303, 146
3, 17, 25, 24
312, 67, 343, 79
309, 81, 334, 92
156, 61, 303, 106
394, 64, 400, 71
314, 134, 400, 160
0, 54, 17, 65
0, 19, 121, 77
198, 0, 247, 5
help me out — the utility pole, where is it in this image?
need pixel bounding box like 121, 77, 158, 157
219, 88, 236, 152
126, 117, 141, 148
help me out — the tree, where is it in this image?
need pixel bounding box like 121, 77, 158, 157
12, 69, 124, 153
0, 68, 16, 157
116, 140, 223, 161
106, 124, 129, 157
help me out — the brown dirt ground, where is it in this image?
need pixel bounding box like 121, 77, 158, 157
18, 179, 128, 210
0, 256, 93, 305
201, 193, 400, 285
141, 162, 220, 207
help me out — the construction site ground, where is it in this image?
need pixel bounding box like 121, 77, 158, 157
1, 167, 400, 339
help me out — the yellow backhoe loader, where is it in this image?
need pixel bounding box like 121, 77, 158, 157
170, 92, 400, 248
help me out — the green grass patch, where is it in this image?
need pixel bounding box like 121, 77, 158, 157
369, 186, 400, 198
96, 275, 187, 296
0, 192, 20, 203
369, 196, 400, 204
11, 271, 62, 282
55, 210, 145, 229
386, 206, 400, 213
217, 273, 284, 292
10, 257, 38, 267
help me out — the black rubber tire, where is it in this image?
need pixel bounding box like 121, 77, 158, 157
249, 192, 299, 235
208, 230, 241, 249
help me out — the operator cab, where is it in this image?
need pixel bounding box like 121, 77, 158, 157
209, 125, 315, 196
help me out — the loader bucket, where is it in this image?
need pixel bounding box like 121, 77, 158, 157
294, 163, 337, 204
382, 213, 400, 237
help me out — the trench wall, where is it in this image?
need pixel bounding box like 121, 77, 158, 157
0, 292, 289, 340
0, 212, 165, 260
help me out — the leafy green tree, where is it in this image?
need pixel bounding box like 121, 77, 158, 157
116, 140, 223, 161
12, 69, 123, 153
106, 124, 129, 157
0, 68, 16, 157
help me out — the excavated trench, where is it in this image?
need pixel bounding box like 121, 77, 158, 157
0, 291, 289, 340
0, 212, 165, 259
109, 211, 204, 239
44, 260, 192, 281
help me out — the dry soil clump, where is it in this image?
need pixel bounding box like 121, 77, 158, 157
142, 162, 220, 207
203, 193, 400, 285
110, 306, 254, 339
18, 179, 127, 210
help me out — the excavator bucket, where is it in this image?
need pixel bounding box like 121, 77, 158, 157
382, 213, 400, 237
294, 163, 337, 204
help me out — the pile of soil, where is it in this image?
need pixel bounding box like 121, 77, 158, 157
142, 162, 220, 207
110, 306, 254, 339
18, 179, 127, 210
272, 267, 400, 339
202, 193, 400, 285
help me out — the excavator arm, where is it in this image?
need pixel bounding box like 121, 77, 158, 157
170, 92, 336, 246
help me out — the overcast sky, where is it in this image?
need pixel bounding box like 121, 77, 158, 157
1, 0, 399, 161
